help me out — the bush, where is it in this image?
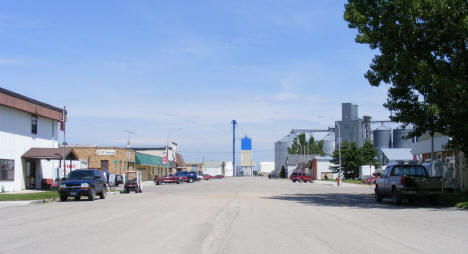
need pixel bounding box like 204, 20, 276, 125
279, 166, 286, 179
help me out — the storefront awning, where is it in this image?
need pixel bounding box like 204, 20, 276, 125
22, 147, 79, 160
135, 152, 163, 166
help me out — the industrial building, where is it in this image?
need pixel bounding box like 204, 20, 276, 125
240, 136, 254, 176
273, 102, 415, 178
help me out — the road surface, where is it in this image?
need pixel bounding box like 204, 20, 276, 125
1, 177, 467, 254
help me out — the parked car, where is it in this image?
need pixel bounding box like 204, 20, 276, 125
375, 163, 442, 205
361, 173, 382, 184
59, 169, 107, 201
175, 171, 198, 183
213, 175, 224, 179
200, 174, 213, 180
289, 172, 314, 183
154, 174, 183, 185
115, 174, 124, 186
123, 171, 142, 193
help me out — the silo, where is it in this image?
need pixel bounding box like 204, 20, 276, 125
322, 132, 335, 155
373, 127, 392, 150
393, 129, 412, 148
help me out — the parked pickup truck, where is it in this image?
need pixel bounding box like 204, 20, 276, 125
154, 174, 183, 185
289, 172, 314, 183
375, 163, 442, 205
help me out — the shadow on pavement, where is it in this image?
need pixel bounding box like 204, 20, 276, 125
264, 193, 460, 210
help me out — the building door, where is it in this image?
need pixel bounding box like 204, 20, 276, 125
100, 160, 109, 170
25, 160, 36, 189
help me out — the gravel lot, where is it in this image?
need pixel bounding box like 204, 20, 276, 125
0, 177, 467, 254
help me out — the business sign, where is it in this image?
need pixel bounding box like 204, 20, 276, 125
96, 150, 116, 156
163, 156, 168, 165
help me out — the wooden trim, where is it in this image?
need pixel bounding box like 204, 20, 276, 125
0, 91, 63, 121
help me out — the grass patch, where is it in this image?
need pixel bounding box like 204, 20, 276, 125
439, 192, 468, 209
0, 191, 59, 201
322, 179, 362, 184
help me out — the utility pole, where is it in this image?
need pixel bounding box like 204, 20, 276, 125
232, 120, 236, 177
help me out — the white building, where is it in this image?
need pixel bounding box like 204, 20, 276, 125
202, 161, 233, 177
259, 162, 275, 174
0, 87, 65, 192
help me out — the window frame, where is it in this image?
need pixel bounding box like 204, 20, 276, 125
0, 159, 15, 181
31, 115, 38, 135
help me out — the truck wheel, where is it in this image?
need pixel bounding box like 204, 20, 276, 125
189, 178, 194, 183
375, 187, 383, 203
158, 180, 163, 185
99, 188, 106, 199
292, 180, 296, 183
392, 190, 401, 205
299, 179, 303, 183
60, 195, 67, 202
88, 187, 95, 201
430, 195, 440, 206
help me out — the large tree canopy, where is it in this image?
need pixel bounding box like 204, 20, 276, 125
344, 0, 468, 153
288, 133, 325, 156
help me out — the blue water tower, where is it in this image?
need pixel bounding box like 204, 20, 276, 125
241, 137, 252, 151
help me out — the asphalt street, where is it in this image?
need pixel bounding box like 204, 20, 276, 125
0, 177, 467, 254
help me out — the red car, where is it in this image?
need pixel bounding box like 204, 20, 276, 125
200, 174, 213, 180
154, 174, 183, 185
290, 172, 314, 183
213, 175, 224, 179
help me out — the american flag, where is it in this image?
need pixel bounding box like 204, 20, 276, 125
60, 107, 67, 131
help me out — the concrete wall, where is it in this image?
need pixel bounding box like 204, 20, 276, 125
0, 105, 59, 192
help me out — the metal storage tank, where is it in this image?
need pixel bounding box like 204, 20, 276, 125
322, 132, 335, 155
393, 129, 412, 148
373, 127, 392, 150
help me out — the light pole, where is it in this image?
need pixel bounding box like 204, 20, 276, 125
319, 115, 341, 186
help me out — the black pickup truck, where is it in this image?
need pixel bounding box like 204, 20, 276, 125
375, 163, 442, 205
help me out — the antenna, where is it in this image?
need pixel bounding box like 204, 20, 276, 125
124, 130, 136, 147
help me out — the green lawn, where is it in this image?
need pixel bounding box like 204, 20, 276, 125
439, 192, 468, 209
322, 179, 362, 184
0, 191, 59, 201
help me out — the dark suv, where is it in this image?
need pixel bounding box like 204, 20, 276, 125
175, 171, 198, 183
59, 169, 107, 201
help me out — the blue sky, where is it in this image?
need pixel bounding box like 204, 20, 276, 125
0, 0, 390, 163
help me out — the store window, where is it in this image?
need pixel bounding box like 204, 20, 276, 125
31, 116, 38, 134
0, 159, 14, 181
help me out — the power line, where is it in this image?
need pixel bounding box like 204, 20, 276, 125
179, 149, 274, 154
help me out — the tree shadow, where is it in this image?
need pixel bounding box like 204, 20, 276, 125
264, 193, 463, 210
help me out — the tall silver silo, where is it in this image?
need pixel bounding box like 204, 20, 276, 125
373, 128, 392, 150
322, 132, 335, 155
393, 129, 412, 148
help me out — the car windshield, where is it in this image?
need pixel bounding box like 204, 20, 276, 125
69, 170, 94, 179
392, 166, 427, 177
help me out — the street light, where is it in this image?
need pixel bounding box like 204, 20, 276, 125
318, 115, 341, 186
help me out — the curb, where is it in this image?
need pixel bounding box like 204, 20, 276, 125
30, 198, 58, 204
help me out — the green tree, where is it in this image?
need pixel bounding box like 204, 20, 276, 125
288, 133, 325, 156
344, 1, 468, 155
361, 140, 379, 167
331, 140, 364, 178
279, 166, 286, 178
